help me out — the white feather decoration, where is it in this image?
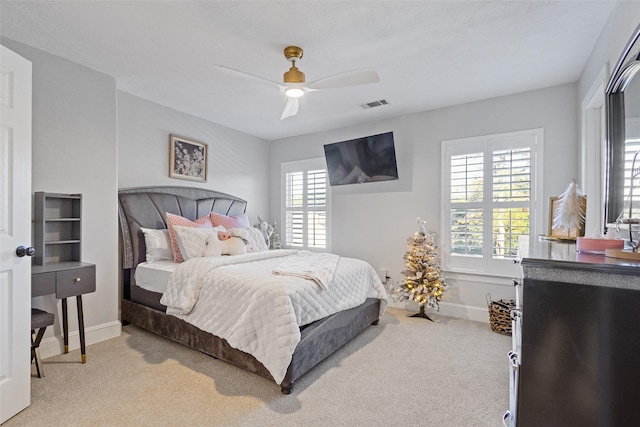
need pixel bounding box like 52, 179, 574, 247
553, 180, 586, 231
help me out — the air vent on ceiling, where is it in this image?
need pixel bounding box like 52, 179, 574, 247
359, 99, 390, 109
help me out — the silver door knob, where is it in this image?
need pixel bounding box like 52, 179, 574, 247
16, 246, 35, 257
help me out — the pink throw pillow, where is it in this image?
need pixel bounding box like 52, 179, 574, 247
166, 212, 213, 262
210, 211, 250, 229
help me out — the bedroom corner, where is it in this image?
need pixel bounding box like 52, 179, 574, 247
0, 37, 122, 359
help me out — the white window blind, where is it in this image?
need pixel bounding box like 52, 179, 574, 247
282, 158, 331, 251
450, 152, 484, 256
492, 147, 531, 258
622, 138, 640, 219
442, 129, 542, 276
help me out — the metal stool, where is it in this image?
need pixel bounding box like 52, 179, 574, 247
31, 308, 54, 378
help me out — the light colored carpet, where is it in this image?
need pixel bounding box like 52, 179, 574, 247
6, 307, 510, 426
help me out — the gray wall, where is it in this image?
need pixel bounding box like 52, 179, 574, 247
117, 92, 270, 223
1, 37, 120, 351
0, 38, 272, 358
579, 1, 640, 103
578, 1, 640, 238
270, 83, 579, 320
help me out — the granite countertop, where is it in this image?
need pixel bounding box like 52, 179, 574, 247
519, 237, 640, 289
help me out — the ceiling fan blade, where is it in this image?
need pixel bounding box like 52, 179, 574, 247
280, 98, 299, 120
214, 64, 285, 90
307, 67, 379, 90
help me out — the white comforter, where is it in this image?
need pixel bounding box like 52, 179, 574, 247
160, 249, 388, 384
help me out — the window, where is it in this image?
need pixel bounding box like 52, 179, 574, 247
621, 118, 640, 220
442, 129, 543, 276
281, 158, 331, 251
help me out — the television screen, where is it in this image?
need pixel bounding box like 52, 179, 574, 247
323, 131, 399, 186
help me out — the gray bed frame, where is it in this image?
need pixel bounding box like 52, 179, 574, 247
118, 186, 381, 394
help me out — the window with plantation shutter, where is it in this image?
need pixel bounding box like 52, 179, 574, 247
442, 129, 543, 276
622, 138, 640, 219
450, 152, 484, 256
282, 158, 331, 251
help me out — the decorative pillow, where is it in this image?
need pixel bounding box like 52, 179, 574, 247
173, 226, 225, 260
140, 228, 173, 262
166, 212, 213, 262
202, 233, 223, 258
230, 227, 269, 253
210, 211, 250, 229
212, 237, 247, 256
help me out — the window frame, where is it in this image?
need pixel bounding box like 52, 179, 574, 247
441, 129, 544, 277
619, 117, 640, 221
281, 157, 332, 252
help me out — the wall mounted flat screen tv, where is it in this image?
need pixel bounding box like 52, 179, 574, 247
323, 131, 399, 186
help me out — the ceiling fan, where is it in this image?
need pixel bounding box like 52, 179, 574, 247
214, 46, 379, 120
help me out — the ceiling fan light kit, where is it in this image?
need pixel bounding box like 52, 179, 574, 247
215, 45, 379, 119
284, 87, 305, 98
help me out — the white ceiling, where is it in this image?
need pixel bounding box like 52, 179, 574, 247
0, 1, 617, 141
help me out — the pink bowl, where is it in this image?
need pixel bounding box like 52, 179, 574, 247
576, 237, 624, 254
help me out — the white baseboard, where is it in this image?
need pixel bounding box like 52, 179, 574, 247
38, 320, 122, 360
435, 301, 490, 324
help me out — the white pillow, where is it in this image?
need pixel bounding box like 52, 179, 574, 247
140, 228, 173, 262
202, 233, 223, 258
173, 226, 226, 261
203, 234, 246, 257
230, 227, 269, 253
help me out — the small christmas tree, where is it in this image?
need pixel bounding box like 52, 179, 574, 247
553, 179, 586, 238
393, 219, 447, 321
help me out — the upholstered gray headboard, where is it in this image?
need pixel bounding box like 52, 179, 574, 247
118, 186, 247, 270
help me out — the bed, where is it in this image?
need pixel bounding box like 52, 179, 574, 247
118, 186, 387, 394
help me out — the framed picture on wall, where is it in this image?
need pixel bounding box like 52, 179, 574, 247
169, 134, 207, 182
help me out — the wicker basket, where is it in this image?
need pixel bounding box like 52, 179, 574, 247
486, 294, 515, 335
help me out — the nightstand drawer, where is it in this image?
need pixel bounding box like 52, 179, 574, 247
56, 266, 96, 298
32, 272, 56, 297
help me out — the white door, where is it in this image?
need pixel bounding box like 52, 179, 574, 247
0, 44, 33, 423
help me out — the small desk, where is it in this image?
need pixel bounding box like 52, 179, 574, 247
32, 262, 96, 363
